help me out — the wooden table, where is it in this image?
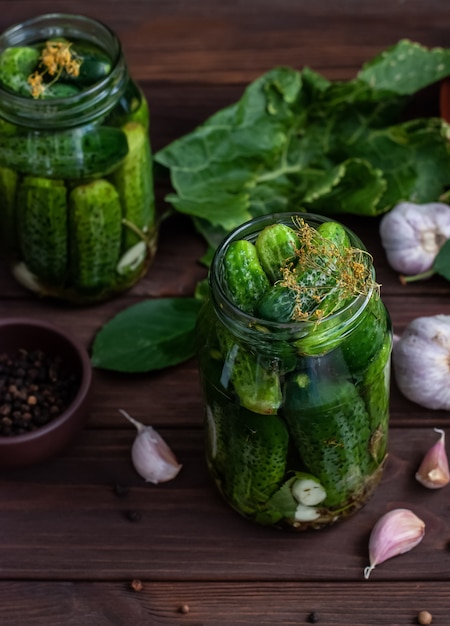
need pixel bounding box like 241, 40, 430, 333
1, 1, 450, 624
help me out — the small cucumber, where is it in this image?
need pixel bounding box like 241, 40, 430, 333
0, 165, 19, 256
68, 179, 122, 290
293, 221, 352, 316
256, 284, 297, 322
359, 331, 392, 464
16, 176, 68, 284
218, 325, 282, 414
0, 125, 129, 179
64, 41, 112, 85
255, 223, 299, 283
214, 405, 289, 516
42, 82, 81, 99
284, 374, 374, 508
340, 294, 390, 372
0, 46, 40, 96
111, 121, 155, 251
223, 239, 270, 314
106, 81, 150, 131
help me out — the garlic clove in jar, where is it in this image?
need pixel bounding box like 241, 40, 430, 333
392, 315, 450, 410
416, 428, 450, 489
379, 201, 450, 275
120, 409, 182, 484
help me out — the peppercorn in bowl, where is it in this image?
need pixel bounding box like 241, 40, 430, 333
0, 318, 92, 467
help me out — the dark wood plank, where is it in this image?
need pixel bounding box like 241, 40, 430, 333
0, 580, 447, 625
0, 428, 449, 582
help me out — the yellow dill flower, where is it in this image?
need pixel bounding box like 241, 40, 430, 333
27, 39, 82, 98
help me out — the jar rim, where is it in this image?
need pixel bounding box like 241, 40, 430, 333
209, 211, 376, 340
0, 13, 127, 127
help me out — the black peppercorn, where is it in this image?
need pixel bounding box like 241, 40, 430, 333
0, 349, 78, 436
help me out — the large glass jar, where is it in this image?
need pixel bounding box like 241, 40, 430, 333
196, 213, 392, 530
0, 13, 157, 304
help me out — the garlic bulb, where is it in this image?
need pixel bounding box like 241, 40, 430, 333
120, 409, 182, 484
379, 201, 450, 275
392, 315, 450, 410
364, 508, 425, 579
416, 428, 450, 489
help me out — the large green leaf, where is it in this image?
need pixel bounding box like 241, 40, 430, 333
155, 39, 450, 246
91, 298, 203, 372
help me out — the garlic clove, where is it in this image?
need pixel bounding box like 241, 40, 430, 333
294, 503, 321, 522
291, 474, 327, 507
416, 428, 450, 489
364, 508, 425, 580
120, 409, 182, 484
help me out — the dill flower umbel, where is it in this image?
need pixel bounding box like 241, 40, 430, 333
279, 218, 376, 322
27, 40, 81, 98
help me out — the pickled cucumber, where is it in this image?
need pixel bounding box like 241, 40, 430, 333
284, 374, 374, 507
68, 179, 122, 290
0, 165, 19, 256
111, 121, 155, 251
223, 239, 270, 314
16, 176, 68, 284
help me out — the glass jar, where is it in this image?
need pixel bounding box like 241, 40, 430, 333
196, 213, 392, 530
0, 13, 157, 304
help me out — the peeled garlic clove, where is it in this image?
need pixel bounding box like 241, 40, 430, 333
379, 201, 450, 275
364, 508, 425, 580
120, 409, 182, 484
294, 503, 321, 522
291, 474, 327, 507
416, 428, 450, 489
392, 315, 450, 410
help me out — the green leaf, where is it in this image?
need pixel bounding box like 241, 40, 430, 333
358, 39, 450, 95
433, 239, 450, 281
155, 41, 450, 255
91, 298, 203, 372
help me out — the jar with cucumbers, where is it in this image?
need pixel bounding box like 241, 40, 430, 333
196, 213, 392, 530
0, 14, 157, 304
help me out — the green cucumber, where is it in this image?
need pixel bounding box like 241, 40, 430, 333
293, 221, 352, 316
341, 294, 390, 373
223, 239, 270, 314
111, 121, 155, 251
42, 82, 81, 99
0, 125, 129, 179
0, 165, 19, 256
359, 331, 392, 463
106, 81, 150, 131
0, 46, 40, 96
218, 406, 289, 516
284, 374, 373, 507
256, 284, 297, 323
68, 179, 122, 290
255, 223, 299, 283
16, 176, 68, 284
218, 325, 282, 414
63, 42, 112, 85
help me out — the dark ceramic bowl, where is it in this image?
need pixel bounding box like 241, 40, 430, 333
0, 318, 92, 467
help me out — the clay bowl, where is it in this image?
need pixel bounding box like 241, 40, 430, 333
0, 318, 92, 467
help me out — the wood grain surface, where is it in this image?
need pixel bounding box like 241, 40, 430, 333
1, 1, 450, 624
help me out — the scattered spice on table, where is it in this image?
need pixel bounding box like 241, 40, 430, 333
0, 348, 79, 436
130, 579, 143, 592
417, 610, 433, 625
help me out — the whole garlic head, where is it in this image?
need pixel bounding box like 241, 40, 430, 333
393, 315, 450, 410
379, 201, 450, 275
